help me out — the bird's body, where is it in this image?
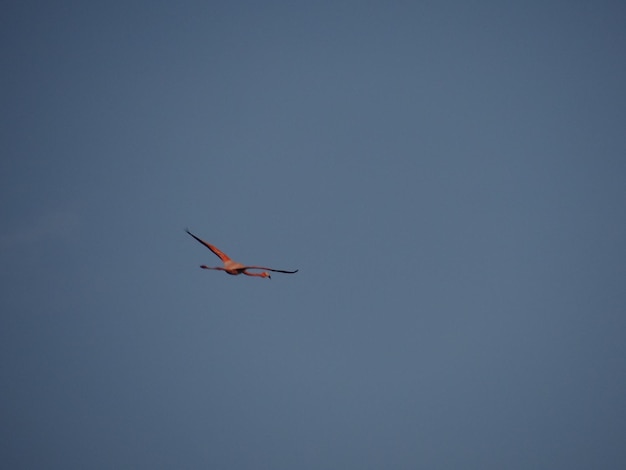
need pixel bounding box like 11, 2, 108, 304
185, 229, 298, 279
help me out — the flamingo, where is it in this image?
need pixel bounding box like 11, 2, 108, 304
185, 229, 298, 279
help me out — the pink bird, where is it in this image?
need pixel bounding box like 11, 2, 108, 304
186, 229, 298, 279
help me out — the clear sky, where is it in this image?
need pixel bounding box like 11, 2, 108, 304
2, 1, 625, 468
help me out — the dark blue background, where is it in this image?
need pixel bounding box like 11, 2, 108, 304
2, 1, 625, 468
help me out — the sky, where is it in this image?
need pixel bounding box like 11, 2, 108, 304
1, 1, 626, 468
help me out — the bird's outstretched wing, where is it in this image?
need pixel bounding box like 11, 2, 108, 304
244, 266, 299, 274
185, 229, 231, 262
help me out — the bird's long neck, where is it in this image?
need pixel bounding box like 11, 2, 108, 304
243, 271, 269, 278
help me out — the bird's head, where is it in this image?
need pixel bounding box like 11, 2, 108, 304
262, 272, 271, 280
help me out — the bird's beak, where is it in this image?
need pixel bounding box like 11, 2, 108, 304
268, 274, 272, 280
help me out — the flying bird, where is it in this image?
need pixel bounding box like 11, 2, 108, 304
185, 229, 298, 279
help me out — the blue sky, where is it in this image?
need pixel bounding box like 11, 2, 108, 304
2, 1, 626, 468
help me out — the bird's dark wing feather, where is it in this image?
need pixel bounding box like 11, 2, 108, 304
244, 266, 299, 274
185, 229, 231, 262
